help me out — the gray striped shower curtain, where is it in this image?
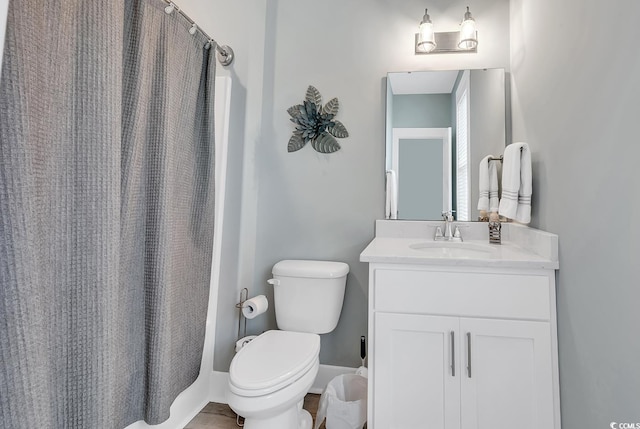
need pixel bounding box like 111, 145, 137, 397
0, 0, 216, 426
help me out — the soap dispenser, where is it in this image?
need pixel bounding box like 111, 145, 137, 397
488, 212, 501, 244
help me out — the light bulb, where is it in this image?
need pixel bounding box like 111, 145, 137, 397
458, 7, 478, 50
417, 9, 436, 53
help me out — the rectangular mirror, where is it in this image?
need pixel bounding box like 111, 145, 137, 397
385, 68, 507, 221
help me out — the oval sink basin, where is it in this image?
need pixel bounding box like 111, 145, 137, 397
409, 241, 497, 259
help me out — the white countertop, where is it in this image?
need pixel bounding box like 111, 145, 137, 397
360, 220, 559, 270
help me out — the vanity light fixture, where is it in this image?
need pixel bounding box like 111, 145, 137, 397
415, 6, 478, 55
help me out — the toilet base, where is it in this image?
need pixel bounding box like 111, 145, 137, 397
243, 404, 312, 429
298, 409, 313, 429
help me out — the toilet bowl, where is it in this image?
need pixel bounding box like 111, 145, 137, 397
227, 260, 349, 429
227, 330, 320, 429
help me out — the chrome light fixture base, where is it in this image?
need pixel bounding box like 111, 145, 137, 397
414, 31, 478, 55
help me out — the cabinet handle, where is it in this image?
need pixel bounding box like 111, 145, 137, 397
450, 331, 455, 377
466, 332, 472, 378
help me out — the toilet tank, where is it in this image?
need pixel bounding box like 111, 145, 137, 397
270, 260, 349, 334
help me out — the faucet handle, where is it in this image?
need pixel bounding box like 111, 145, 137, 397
442, 211, 455, 222
434, 226, 444, 239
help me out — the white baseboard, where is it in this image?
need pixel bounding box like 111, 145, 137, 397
207, 364, 359, 404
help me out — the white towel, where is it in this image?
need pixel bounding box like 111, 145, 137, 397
477, 155, 491, 212
489, 160, 499, 212
498, 142, 532, 223
385, 170, 398, 219
477, 155, 500, 213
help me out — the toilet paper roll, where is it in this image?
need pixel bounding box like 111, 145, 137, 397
242, 295, 269, 319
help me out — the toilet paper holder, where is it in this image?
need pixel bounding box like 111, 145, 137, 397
235, 288, 249, 343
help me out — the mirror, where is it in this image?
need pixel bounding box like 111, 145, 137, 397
385, 68, 507, 221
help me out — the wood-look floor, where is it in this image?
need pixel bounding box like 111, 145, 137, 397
184, 394, 325, 429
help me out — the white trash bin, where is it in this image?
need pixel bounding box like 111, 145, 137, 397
314, 373, 367, 429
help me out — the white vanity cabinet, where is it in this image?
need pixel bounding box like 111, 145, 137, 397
366, 265, 561, 429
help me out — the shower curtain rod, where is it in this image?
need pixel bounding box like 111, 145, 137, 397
161, 0, 234, 66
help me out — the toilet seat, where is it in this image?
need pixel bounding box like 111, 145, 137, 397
229, 330, 320, 397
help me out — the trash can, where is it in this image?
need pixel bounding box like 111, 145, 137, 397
314, 373, 367, 429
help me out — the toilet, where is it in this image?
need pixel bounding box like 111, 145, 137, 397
227, 260, 349, 429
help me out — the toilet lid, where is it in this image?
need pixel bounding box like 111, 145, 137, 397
229, 330, 320, 395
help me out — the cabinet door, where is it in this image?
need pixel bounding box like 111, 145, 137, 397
373, 313, 460, 429
459, 318, 554, 429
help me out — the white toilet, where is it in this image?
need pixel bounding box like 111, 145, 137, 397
227, 260, 349, 429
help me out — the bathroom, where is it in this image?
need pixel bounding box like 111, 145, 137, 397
1, 0, 639, 428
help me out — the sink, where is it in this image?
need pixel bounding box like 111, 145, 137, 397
408, 241, 497, 259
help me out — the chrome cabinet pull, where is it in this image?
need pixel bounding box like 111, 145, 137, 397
450, 331, 455, 377
466, 332, 472, 378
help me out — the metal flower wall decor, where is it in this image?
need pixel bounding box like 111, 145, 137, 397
287, 86, 349, 153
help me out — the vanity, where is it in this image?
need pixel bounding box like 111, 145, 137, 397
360, 220, 561, 429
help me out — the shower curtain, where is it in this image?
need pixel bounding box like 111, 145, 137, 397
0, 0, 216, 427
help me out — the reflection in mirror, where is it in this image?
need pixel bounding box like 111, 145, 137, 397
392, 128, 451, 219
385, 68, 506, 221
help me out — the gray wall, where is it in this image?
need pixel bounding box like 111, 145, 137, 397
180, 0, 511, 371
392, 94, 452, 128
509, 0, 640, 427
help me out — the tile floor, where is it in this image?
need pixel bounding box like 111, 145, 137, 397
184, 394, 325, 429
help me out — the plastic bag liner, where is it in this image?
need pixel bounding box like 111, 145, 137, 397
314, 373, 368, 429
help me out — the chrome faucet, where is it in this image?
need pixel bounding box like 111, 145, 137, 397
434, 211, 463, 242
